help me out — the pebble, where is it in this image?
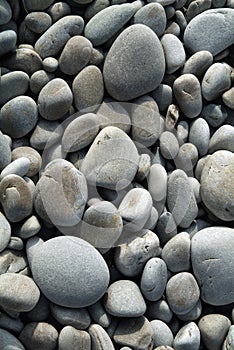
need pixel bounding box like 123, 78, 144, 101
164, 21, 180, 36
201, 103, 228, 127
23, 0, 54, 11
200, 150, 234, 221
0, 96, 38, 138
151, 84, 173, 112
198, 314, 231, 350
173, 74, 202, 118
186, 0, 212, 22
0, 249, 27, 274
184, 9, 234, 55
165, 104, 179, 132
189, 117, 210, 156
35, 16, 84, 58
30, 70, 54, 95
84, 0, 110, 21
0, 273, 40, 312
182, 50, 213, 79
11, 146, 42, 177
175, 142, 199, 175
0, 0, 12, 25
140, 257, 167, 301
223, 86, 234, 110
159, 131, 180, 160
38, 78, 73, 120
146, 300, 173, 323
150, 320, 174, 347
50, 303, 91, 329
88, 302, 111, 328
0, 212, 11, 252
42, 57, 58, 72
59, 326, 91, 350
175, 10, 187, 31
89, 324, 115, 349
16, 216, 41, 240
209, 125, 234, 153
191, 226, 234, 305
26, 294, 50, 322
19, 322, 58, 350
155, 211, 177, 245
0, 157, 31, 180
104, 280, 146, 317
2, 48, 42, 75
223, 325, 234, 350
173, 322, 200, 350
0, 71, 29, 106
72, 66, 104, 111
136, 153, 151, 182
103, 24, 165, 100
0, 30, 17, 57
0, 328, 25, 350
162, 232, 191, 272
30, 236, 110, 307
188, 177, 201, 203
176, 120, 189, 146
0, 311, 24, 333
30, 119, 63, 151
161, 34, 185, 74
0, 132, 11, 172
166, 272, 200, 315
133, 3, 167, 37
25, 12, 52, 34
177, 299, 202, 322
47, 2, 71, 22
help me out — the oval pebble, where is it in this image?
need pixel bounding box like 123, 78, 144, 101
16, 215, 41, 239
0, 30, 17, 57
25, 12, 52, 34
146, 300, 173, 323
0, 157, 31, 180
30, 119, 63, 151
30, 70, 54, 95
208, 124, 234, 153
19, 322, 58, 350
161, 34, 186, 73
0, 131, 11, 172
223, 86, 234, 110
182, 50, 213, 79
150, 320, 174, 347
42, 57, 58, 72
47, 2, 71, 22
0, 212, 11, 252
151, 84, 173, 112
189, 117, 210, 156
1, 48, 42, 75
175, 142, 199, 176
159, 131, 179, 160
173, 322, 200, 350
202, 63, 231, 101
59, 326, 91, 350
0, 328, 25, 350
0, 0, 11, 25
0, 71, 29, 106
23, 0, 54, 11
89, 324, 115, 350
51, 303, 91, 329
88, 302, 111, 328
155, 211, 177, 246
11, 146, 42, 177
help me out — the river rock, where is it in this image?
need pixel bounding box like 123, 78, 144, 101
0, 212, 11, 252
0, 71, 29, 106
208, 125, 234, 153
133, 3, 166, 37
0, 328, 25, 350
59, 326, 91, 350
50, 304, 91, 329
202, 63, 231, 101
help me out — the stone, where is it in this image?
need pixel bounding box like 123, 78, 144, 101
0, 0, 11, 25
177, 299, 202, 322
148, 164, 167, 206
26, 295, 50, 322
145, 300, 173, 323
0, 273, 40, 312
59, 326, 91, 350
200, 150, 234, 221
184, 9, 234, 55
189, 118, 210, 156
161, 34, 185, 74
38, 78, 73, 120
223, 325, 234, 350
186, 0, 212, 22
223, 87, 234, 110
140, 257, 167, 301
188, 177, 201, 203
0, 249, 27, 275
0, 212, 11, 252
89, 324, 115, 349
182, 50, 213, 79
0, 96, 38, 138
0, 157, 31, 180
175, 143, 199, 176
30, 119, 63, 151
0, 311, 24, 333
25, 12, 52, 34
136, 153, 151, 182
202, 63, 231, 101
0, 328, 25, 350
11, 146, 42, 177
133, 3, 166, 37
30, 70, 55, 95
0, 131, 11, 172
30, 236, 110, 308
50, 304, 91, 329
104, 280, 146, 317
88, 302, 111, 328
19, 322, 58, 350
35, 16, 84, 58
0, 30, 17, 57
42, 57, 58, 72
155, 211, 177, 246
176, 120, 189, 146
1, 48, 42, 75
191, 226, 234, 305
84, 0, 110, 21
0, 71, 29, 106
47, 2, 71, 22
166, 272, 200, 315
173, 322, 200, 350
22, 0, 54, 11
159, 131, 180, 160
151, 84, 173, 112
209, 125, 234, 153
150, 320, 174, 347
103, 24, 165, 101
198, 314, 231, 350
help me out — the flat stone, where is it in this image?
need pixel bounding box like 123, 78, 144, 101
89, 324, 115, 350
173, 322, 200, 350
133, 3, 166, 36
19, 322, 58, 350
59, 326, 91, 350
50, 304, 91, 329
0, 157, 30, 180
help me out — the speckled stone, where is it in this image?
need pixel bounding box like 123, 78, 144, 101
59, 326, 91, 350
0, 71, 29, 106
150, 320, 174, 347
173, 322, 200, 350
208, 125, 234, 153
50, 303, 91, 329
19, 322, 58, 350
182, 50, 213, 79
133, 3, 166, 36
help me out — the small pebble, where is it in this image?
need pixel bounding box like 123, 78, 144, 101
189, 117, 210, 156
208, 124, 234, 153
0, 157, 31, 180
25, 12, 52, 34
150, 320, 174, 347
0, 30, 17, 57
89, 324, 115, 349
161, 34, 186, 73
182, 50, 213, 79
50, 303, 91, 329
159, 131, 180, 160
173, 322, 200, 350
42, 57, 58, 72
59, 326, 91, 350
19, 322, 58, 350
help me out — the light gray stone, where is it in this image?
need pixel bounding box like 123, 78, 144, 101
133, 3, 166, 36
0, 157, 30, 180
182, 50, 213, 79
0, 131, 11, 172
30, 70, 55, 95
175, 143, 199, 176
223, 87, 234, 110
0, 71, 28, 106
209, 125, 234, 153
0, 212, 11, 252
161, 34, 185, 73
11, 146, 42, 177
89, 324, 115, 350
19, 322, 58, 350
160, 131, 179, 160
150, 320, 174, 347
59, 326, 91, 350
173, 322, 200, 350
189, 118, 210, 156
51, 304, 91, 329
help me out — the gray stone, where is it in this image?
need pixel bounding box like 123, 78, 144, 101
0, 132, 11, 172
89, 47, 105, 66
0, 249, 27, 274
223, 87, 234, 110
2, 48, 42, 75
136, 153, 151, 182
104, 280, 146, 317
88, 302, 111, 328
30, 236, 110, 308
191, 226, 234, 305
176, 121, 189, 146
30, 119, 63, 151
30, 70, 55, 95
155, 211, 177, 246
209, 125, 234, 153
0, 212, 11, 252
19, 322, 58, 350
25, 12, 52, 34
166, 272, 200, 315
35, 16, 84, 58
22, 0, 54, 11
42, 57, 58, 72
0, 273, 40, 312
50, 304, 91, 329
0, 311, 24, 333
11, 146, 42, 177
184, 9, 234, 55
0, 71, 29, 106
150, 320, 174, 347
89, 324, 115, 350
177, 299, 202, 322
133, 3, 166, 36
164, 21, 180, 36
103, 24, 165, 101
26, 294, 50, 322
38, 78, 73, 120
175, 10, 187, 31
0, 328, 25, 350
202, 63, 232, 101
140, 257, 167, 301
198, 314, 231, 350
173, 74, 202, 118
0, 0, 11, 24
182, 50, 213, 79
160, 131, 179, 160
80, 126, 139, 190
0, 96, 38, 138
0, 157, 30, 180
59, 36, 93, 75
0, 30, 17, 57
84, 0, 110, 21
165, 104, 179, 132
7, 236, 24, 251
72, 65, 104, 111
59, 326, 91, 350
151, 84, 172, 112
162, 232, 191, 272
188, 177, 201, 203
200, 150, 234, 221
161, 34, 185, 74
186, 0, 212, 22
173, 322, 200, 350
145, 300, 173, 323
47, 2, 71, 22
148, 164, 167, 209
223, 325, 234, 350
175, 143, 199, 176
189, 118, 210, 156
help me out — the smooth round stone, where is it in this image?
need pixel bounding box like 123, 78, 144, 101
0, 131, 11, 172
164, 21, 180, 36
47, 2, 71, 22
34, 159, 87, 227
23, 0, 54, 11
11, 146, 42, 177
182, 50, 213, 79
51, 303, 91, 329
0, 96, 38, 138
0, 0, 12, 25
114, 229, 160, 276
154, 347, 174, 350
16, 215, 41, 239
19, 322, 58, 350
89, 47, 105, 66
72, 66, 104, 111
30, 70, 54, 95
104, 280, 146, 317
30, 119, 62, 150
31, 236, 110, 308
191, 227, 234, 305
175, 143, 199, 176
198, 314, 231, 350
7, 236, 24, 251
133, 3, 166, 37
131, 95, 161, 147
38, 78, 73, 120
0, 328, 25, 350
188, 177, 201, 203
202, 63, 231, 101
184, 9, 234, 55
0, 175, 34, 222
0, 71, 29, 106
159, 131, 179, 160
186, 0, 212, 22
103, 24, 165, 101
0, 157, 30, 180
162, 232, 191, 272
0, 30, 17, 57
42, 57, 58, 72
0, 273, 40, 312
200, 151, 234, 221
150, 320, 174, 347
209, 125, 234, 153
80, 126, 139, 190
173, 322, 200, 350
113, 316, 154, 350
223, 325, 234, 350
151, 84, 172, 112
89, 324, 115, 350
178, 299, 202, 322
35, 16, 84, 58
189, 117, 210, 156
0, 248, 28, 274
146, 300, 173, 323
2, 48, 42, 75
59, 326, 91, 350
173, 74, 202, 118
167, 169, 198, 228
59, 36, 92, 75
25, 12, 52, 34
223, 86, 234, 110
161, 34, 185, 74
155, 211, 177, 246
140, 257, 167, 301
88, 302, 111, 328
0, 311, 24, 333
201, 104, 227, 127
166, 272, 200, 315
165, 104, 179, 132
176, 120, 189, 146
136, 153, 151, 182
119, 188, 152, 232
0, 212, 11, 252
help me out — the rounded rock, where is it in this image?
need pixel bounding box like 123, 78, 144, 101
161, 34, 186, 74
223, 86, 234, 110
173, 322, 200, 350
150, 320, 174, 347
47, 2, 71, 22
146, 300, 173, 323
42, 57, 58, 72
30, 70, 54, 95
202, 63, 231, 101
51, 303, 91, 329
0, 131, 11, 171
25, 12, 52, 34
0, 328, 25, 350
30, 119, 63, 151
22, 0, 54, 11
159, 131, 179, 160
208, 125, 234, 153
175, 143, 199, 176
0, 71, 29, 106
0, 157, 30, 180
89, 324, 115, 350
0, 0, 12, 25
182, 50, 213, 79
189, 117, 210, 156
11, 146, 42, 177
59, 326, 91, 350
0, 30, 17, 57
1, 48, 42, 75
151, 84, 172, 112
19, 322, 58, 350
0, 212, 11, 252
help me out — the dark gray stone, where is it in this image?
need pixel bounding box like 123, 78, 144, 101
0, 0, 12, 25
25, 12, 52, 34
51, 303, 91, 329
209, 125, 234, 153
0, 328, 25, 350
189, 117, 210, 156
30, 119, 63, 151
1, 48, 42, 75
19, 322, 58, 350
0, 30, 16, 57
0, 71, 29, 106
30, 70, 55, 95
202, 63, 231, 101
182, 50, 213, 79
133, 3, 166, 36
